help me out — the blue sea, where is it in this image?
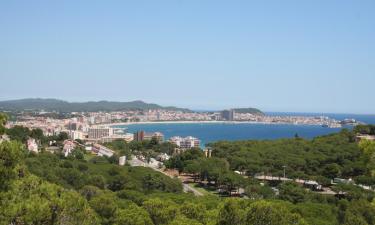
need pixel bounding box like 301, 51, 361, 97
114, 113, 375, 147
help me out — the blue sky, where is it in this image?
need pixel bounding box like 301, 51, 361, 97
1, 0, 374, 113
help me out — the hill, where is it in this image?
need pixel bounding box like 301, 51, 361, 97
0, 98, 190, 112
233, 107, 264, 115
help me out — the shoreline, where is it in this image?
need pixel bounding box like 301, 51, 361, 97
102, 120, 341, 128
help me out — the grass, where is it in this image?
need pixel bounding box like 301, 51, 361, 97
83, 153, 96, 161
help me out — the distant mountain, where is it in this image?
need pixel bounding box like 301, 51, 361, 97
233, 108, 264, 115
0, 98, 191, 112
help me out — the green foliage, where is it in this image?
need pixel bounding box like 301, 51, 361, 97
30, 128, 44, 141
168, 216, 203, 225
217, 199, 246, 225
245, 184, 275, 200
104, 139, 132, 158
89, 192, 119, 224
278, 182, 308, 204
142, 173, 183, 193
209, 131, 365, 180
245, 201, 307, 225
3, 125, 375, 225
143, 198, 178, 225
293, 203, 338, 225
354, 125, 375, 135
0, 175, 100, 224
179, 202, 206, 223
57, 132, 69, 141
114, 204, 153, 225
6, 125, 31, 143
344, 200, 375, 225
0, 141, 25, 190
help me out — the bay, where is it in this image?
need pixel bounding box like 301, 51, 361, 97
114, 113, 375, 147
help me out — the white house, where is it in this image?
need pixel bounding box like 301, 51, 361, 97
63, 140, 76, 157
27, 138, 39, 153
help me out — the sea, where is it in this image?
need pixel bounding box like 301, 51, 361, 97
114, 113, 375, 147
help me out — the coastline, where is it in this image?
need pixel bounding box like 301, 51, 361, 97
103, 120, 335, 127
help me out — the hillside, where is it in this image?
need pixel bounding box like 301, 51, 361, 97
0, 98, 190, 112
233, 107, 264, 115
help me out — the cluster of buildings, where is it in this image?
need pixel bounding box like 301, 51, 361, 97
9, 108, 356, 139
9, 108, 361, 158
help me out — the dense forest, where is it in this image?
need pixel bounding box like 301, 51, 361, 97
1, 113, 375, 225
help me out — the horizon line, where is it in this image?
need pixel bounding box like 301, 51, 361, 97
0, 97, 374, 116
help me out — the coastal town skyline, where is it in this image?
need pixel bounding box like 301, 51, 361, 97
0, 97, 375, 115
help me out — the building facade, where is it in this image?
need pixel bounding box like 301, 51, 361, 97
134, 131, 164, 142
88, 127, 113, 139
170, 136, 200, 149
221, 109, 235, 121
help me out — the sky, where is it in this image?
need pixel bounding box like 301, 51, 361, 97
0, 0, 374, 114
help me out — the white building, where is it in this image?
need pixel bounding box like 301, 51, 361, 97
92, 144, 115, 157
27, 138, 39, 153
100, 133, 134, 143
119, 156, 126, 166
63, 140, 76, 157
169, 136, 201, 149
70, 130, 85, 140
156, 153, 170, 161
88, 127, 113, 139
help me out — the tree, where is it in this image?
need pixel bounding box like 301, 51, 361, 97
245, 184, 275, 200
87, 175, 106, 189
168, 216, 203, 225
218, 172, 244, 196
0, 141, 25, 190
6, 125, 30, 143
343, 212, 368, 225
278, 182, 307, 204
359, 139, 375, 176
354, 125, 372, 135
108, 174, 129, 192
217, 199, 245, 225
245, 201, 307, 225
143, 198, 178, 225
180, 202, 206, 223
70, 148, 85, 160
58, 132, 69, 141
323, 163, 342, 179
113, 204, 153, 225
184, 160, 201, 182
0, 175, 100, 225
30, 128, 44, 141
0, 113, 8, 135
80, 185, 102, 201
89, 192, 119, 225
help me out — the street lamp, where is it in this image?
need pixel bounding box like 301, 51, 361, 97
282, 165, 286, 179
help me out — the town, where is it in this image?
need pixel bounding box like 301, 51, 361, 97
6, 108, 359, 143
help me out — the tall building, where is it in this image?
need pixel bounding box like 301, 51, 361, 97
133, 131, 145, 142
88, 127, 113, 139
170, 136, 200, 149
221, 109, 235, 121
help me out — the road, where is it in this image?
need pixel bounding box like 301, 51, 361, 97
129, 156, 204, 196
